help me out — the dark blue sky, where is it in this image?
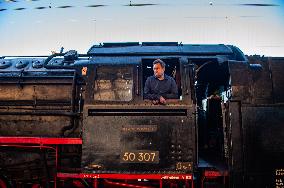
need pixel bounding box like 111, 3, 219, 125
0, 0, 283, 56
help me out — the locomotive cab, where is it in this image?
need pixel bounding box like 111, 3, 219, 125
81, 53, 196, 175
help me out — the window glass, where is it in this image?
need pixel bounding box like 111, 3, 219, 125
94, 66, 133, 101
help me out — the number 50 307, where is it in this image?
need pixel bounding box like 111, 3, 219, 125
121, 151, 159, 163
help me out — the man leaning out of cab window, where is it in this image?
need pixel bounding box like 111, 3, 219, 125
144, 59, 178, 104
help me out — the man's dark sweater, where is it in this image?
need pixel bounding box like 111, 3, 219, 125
144, 74, 178, 100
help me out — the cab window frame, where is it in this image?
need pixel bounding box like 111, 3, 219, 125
93, 64, 134, 102
141, 57, 182, 101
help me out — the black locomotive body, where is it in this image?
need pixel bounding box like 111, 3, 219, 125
81, 56, 195, 174
0, 42, 283, 188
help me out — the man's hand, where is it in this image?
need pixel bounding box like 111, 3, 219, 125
152, 100, 159, 105
159, 96, 166, 104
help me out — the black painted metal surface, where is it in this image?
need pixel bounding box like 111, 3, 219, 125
82, 105, 196, 173
227, 56, 284, 188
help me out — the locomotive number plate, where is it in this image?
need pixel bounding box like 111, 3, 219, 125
121, 150, 159, 163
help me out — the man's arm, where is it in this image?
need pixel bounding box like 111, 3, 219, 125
144, 77, 160, 100
164, 78, 179, 99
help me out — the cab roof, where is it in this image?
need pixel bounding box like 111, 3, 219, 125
87, 43, 234, 56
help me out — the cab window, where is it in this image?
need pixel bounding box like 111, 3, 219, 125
94, 65, 133, 101
142, 58, 182, 100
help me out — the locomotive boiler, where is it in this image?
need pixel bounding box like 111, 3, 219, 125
0, 42, 283, 188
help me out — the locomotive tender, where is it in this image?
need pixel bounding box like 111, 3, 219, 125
0, 42, 283, 188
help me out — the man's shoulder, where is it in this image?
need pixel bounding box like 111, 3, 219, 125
165, 74, 175, 81
146, 75, 156, 81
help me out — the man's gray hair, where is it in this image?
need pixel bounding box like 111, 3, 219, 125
153, 59, 166, 68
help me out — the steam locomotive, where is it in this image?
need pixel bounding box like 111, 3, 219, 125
0, 42, 283, 188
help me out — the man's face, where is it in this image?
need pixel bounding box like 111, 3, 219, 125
153, 63, 165, 78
